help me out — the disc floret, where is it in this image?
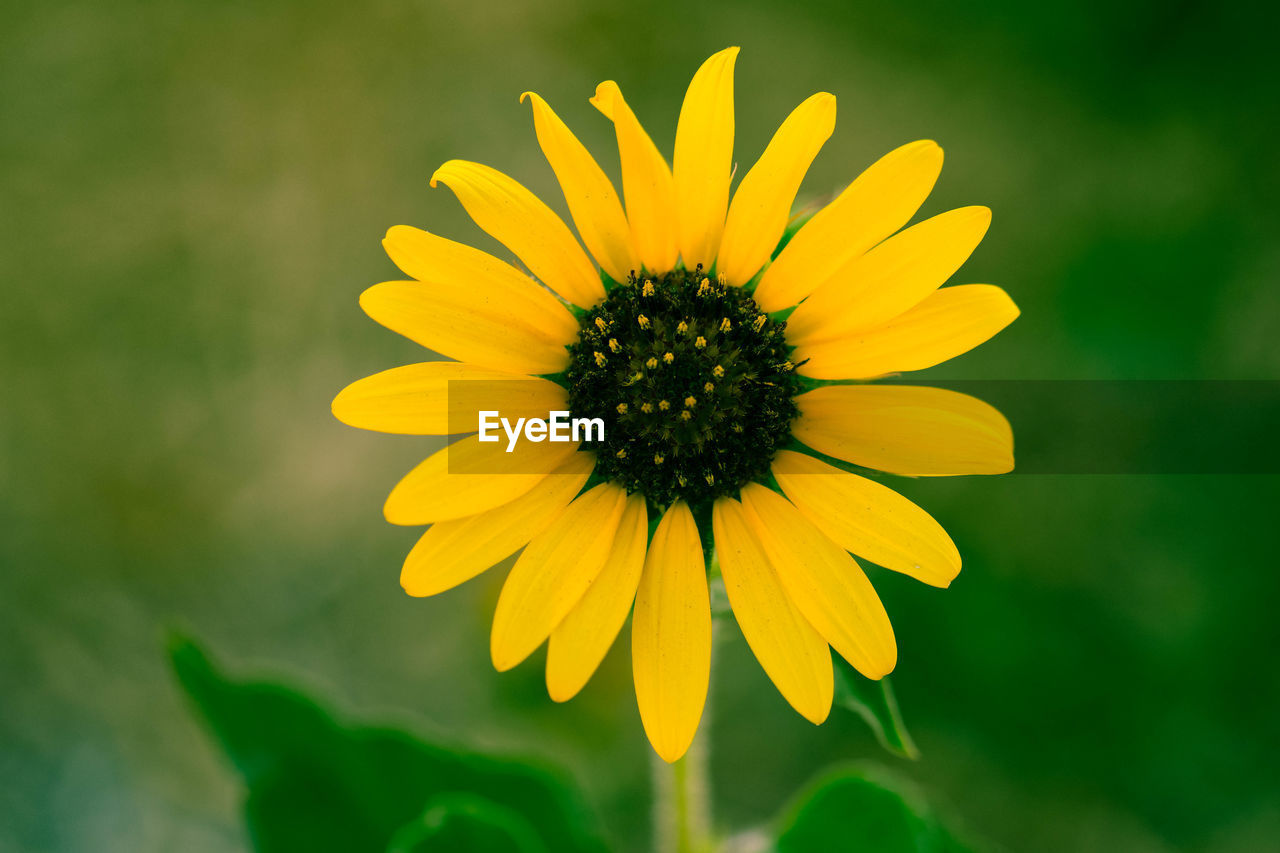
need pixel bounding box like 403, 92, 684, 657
566, 269, 800, 507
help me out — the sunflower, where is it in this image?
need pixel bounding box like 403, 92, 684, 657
333, 47, 1018, 763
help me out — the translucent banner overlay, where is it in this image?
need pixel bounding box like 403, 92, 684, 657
447, 379, 1280, 475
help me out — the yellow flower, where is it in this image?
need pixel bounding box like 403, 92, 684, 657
332, 47, 1018, 763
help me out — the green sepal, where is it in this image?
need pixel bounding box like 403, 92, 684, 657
833, 658, 920, 759
600, 268, 623, 293
772, 208, 818, 261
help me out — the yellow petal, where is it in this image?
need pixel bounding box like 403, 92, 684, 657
794, 284, 1020, 379
712, 497, 833, 723
430, 160, 603, 308
382, 225, 578, 349
771, 450, 960, 587
522, 92, 638, 283
400, 452, 595, 597
739, 483, 896, 680
360, 277, 573, 377
331, 362, 565, 435
787, 206, 991, 343
755, 140, 944, 312
490, 483, 628, 671
672, 47, 738, 272
793, 384, 1014, 476
383, 435, 581, 525
545, 493, 648, 701
632, 501, 710, 763
717, 93, 836, 286
590, 81, 678, 274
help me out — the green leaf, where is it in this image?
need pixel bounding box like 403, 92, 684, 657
774, 764, 979, 853
833, 659, 920, 759
386, 794, 547, 853
168, 633, 606, 853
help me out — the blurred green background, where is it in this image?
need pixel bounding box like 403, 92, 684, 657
3, 0, 1278, 850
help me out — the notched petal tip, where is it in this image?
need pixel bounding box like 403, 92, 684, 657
380, 224, 419, 264
939, 555, 963, 587
589, 80, 620, 116
914, 139, 945, 171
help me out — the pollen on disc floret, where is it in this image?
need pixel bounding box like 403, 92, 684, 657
565, 268, 801, 507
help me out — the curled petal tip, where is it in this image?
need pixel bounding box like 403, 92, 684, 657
590, 80, 620, 115
383, 223, 413, 243
428, 159, 461, 189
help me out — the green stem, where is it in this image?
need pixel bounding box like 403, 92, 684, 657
652, 728, 712, 853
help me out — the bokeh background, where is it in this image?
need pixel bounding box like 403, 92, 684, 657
3, 0, 1278, 850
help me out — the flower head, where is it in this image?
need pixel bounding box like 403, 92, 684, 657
333, 48, 1018, 762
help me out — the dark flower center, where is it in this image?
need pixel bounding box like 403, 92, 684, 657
565, 268, 800, 509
